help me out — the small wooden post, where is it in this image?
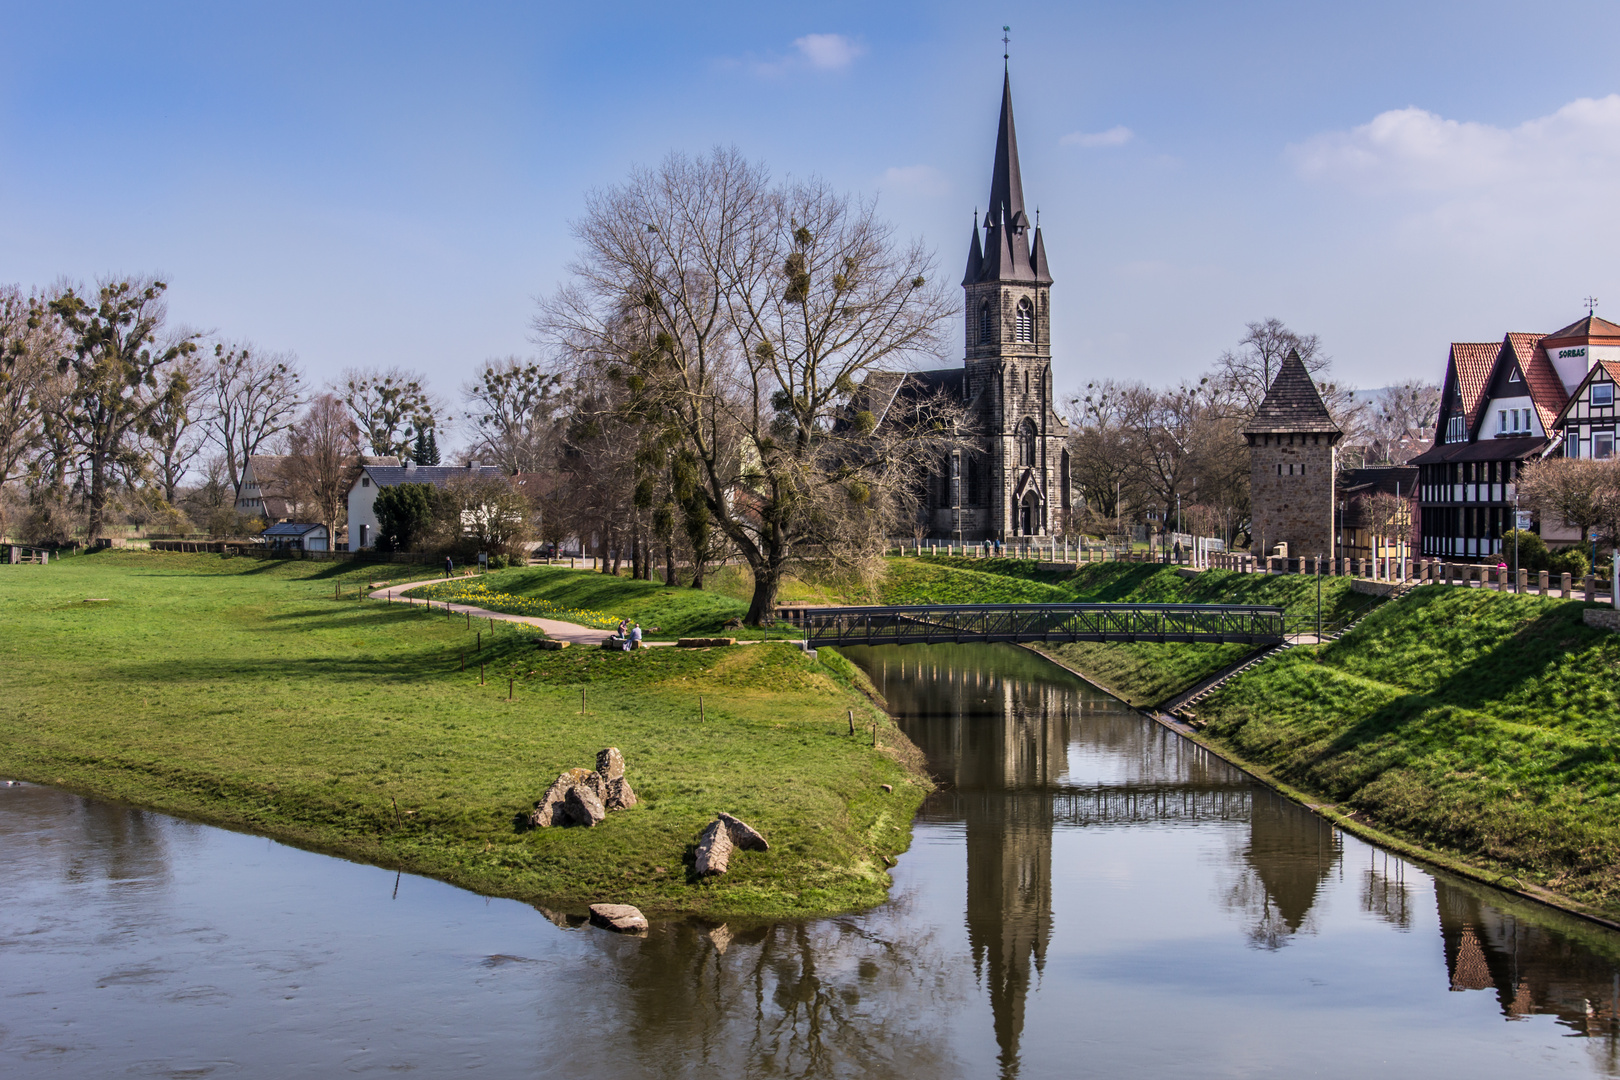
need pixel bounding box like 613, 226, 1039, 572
480, 663, 485, 685
477, 631, 481, 652
872, 720, 878, 747
390, 796, 403, 827
581, 688, 587, 715
466, 611, 470, 628
847, 709, 854, 735
508, 677, 514, 701
700, 695, 705, 723
335, 582, 340, 599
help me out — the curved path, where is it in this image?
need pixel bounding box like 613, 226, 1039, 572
369, 577, 626, 647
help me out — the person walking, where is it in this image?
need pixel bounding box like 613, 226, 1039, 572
444, 555, 454, 578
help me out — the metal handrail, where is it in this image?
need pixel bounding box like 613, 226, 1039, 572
802, 602, 1287, 648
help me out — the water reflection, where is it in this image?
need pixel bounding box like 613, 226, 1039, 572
9, 642, 1620, 1078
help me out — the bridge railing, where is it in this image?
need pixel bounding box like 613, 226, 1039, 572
803, 602, 1287, 647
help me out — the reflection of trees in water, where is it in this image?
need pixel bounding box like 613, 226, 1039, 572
1216, 789, 1341, 951
0, 786, 176, 898
1434, 874, 1620, 1063
607, 907, 964, 1079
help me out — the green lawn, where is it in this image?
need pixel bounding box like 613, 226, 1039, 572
0, 552, 927, 917
1200, 587, 1620, 914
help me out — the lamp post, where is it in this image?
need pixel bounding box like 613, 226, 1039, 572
1513, 488, 1520, 594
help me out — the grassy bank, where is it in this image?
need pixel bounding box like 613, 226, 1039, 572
408, 566, 805, 639
1196, 587, 1620, 917
890, 557, 1367, 707
0, 552, 927, 918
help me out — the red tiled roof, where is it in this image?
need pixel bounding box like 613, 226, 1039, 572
1449, 342, 1497, 428
1551, 358, 1620, 428
1542, 313, 1620, 345
1504, 333, 1569, 434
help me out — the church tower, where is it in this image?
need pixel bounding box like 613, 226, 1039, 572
960, 71, 1065, 540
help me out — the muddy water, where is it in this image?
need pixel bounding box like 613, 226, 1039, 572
4, 641, 1620, 1078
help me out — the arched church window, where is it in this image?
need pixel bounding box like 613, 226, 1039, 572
979, 301, 993, 345
1019, 418, 1038, 467
1015, 298, 1034, 343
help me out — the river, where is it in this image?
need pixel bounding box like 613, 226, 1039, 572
3, 642, 1618, 1078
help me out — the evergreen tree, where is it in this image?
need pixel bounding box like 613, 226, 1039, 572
411, 428, 428, 465
424, 428, 441, 465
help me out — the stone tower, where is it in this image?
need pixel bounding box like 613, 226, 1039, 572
960, 71, 1064, 540
1243, 349, 1341, 558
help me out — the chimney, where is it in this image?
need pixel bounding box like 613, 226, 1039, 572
466, 461, 478, 470
403, 460, 415, 472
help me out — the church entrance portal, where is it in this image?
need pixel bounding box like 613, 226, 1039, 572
1019, 493, 1038, 536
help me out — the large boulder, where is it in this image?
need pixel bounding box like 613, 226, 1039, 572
719, 812, 768, 851
530, 767, 596, 828
562, 783, 606, 827
596, 747, 625, 783
588, 903, 648, 933
604, 775, 638, 810
694, 817, 734, 876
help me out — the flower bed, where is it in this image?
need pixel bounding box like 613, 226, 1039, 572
409, 579, 620, 629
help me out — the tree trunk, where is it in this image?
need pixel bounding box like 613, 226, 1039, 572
86, 453, 108, 542
664, 542, 676, 586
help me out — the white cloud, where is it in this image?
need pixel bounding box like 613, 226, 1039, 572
875, 164, 948, 197
1060, 125, 1133, 148
1288, 95, 1620, 252
794, 33, 864, 70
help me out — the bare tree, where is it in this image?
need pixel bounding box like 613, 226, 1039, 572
338, 367, 439, 460
433, 474, 533, 557
1365, 380, 1441, 464
461, 357, 563, 473
1063, 380, 1135, 522
539, 149, 954, 622
1213, 318, 1330, 415
1519, 458, 1619, 547
50, 279, 200, 540
205, 342, 304, 496
141, 352, 211, 504
0, 285, 62, 536
282, 393, 361, 545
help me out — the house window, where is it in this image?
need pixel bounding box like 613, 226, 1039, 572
362, 476, 371, 487
1015, 298, 1034, 343
1566, 431, 1580, 458
1019, 419, 1038, 466
1597, 431, 1616, 460
979, 301, 993, 344
1446, 414, 1466, 442
1499, 409, 1507, 434
1594, 382, 1615, 407
1509, 367, 1521, 383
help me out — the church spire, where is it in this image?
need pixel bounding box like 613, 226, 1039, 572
985, 70, 1027, 236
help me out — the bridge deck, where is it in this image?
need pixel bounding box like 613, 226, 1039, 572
803, 602, 1287, 647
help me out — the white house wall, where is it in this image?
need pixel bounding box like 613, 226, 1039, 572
1482, 395, 1542, 438
347, 476, 380, 551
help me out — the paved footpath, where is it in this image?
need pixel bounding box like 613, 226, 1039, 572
369, 577, 630, 647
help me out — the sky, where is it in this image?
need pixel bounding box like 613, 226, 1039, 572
6, 0, 1620, 439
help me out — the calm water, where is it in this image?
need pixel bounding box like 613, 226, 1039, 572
4, 642, 1620, 1078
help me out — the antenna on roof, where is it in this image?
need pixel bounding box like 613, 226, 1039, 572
1002, 25, 1010, 70
1586, 295, 1599, 316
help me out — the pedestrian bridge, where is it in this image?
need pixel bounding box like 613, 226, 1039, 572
801, 603, 1287, 648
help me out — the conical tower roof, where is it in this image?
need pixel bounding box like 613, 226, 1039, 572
1243, 350, 1340, 435
986, 71, 1026, 234
962, 211, 984, 286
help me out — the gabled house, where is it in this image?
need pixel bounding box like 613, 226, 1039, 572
234, 455, 294, 522
1547, 318, 1620, 460
346, 460, 509, 551
1410, 318, 1612, 559
262, 521, 329, 552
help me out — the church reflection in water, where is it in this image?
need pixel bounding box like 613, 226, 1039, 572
849, 642, 1620, 1077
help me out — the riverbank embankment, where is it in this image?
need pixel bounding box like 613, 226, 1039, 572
0, 551, 928, 918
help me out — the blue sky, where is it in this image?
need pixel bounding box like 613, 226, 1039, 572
5, 0, 1620, 425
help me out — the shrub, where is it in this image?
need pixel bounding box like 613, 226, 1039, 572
1550, 546, 1589, 579
1501, 528, 1549, 571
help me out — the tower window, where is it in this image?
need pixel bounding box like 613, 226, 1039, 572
979, 301, 993, 345
1019, 418, 1038, 467
1015, 298, 1034, 343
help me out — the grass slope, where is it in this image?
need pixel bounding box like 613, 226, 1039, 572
0, 552, 926, 918
1200, 587, 1620, 914
898, 557, 1371, 707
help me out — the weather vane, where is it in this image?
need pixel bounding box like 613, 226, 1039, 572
1003, 25, 1010, 67
1586, 295, 1599, 316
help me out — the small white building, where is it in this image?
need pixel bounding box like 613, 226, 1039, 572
263, 522, 329, 552
347, 461, 509, 551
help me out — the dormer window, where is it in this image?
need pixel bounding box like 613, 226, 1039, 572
1015, 298, 1034, 343
1593, 382, 1614, 407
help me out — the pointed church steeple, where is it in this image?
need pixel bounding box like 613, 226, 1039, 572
986, 71, 1027, 236
971, 70, 1044, 284
963, 209, 984, 286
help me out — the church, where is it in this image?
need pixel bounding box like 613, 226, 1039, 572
861, 70, 1071, 542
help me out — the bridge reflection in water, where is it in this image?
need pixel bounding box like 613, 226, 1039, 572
845, 642, 1620, 1080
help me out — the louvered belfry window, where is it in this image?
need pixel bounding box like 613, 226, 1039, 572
979, 302, 993, 344
1015, 298, 1034, 343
